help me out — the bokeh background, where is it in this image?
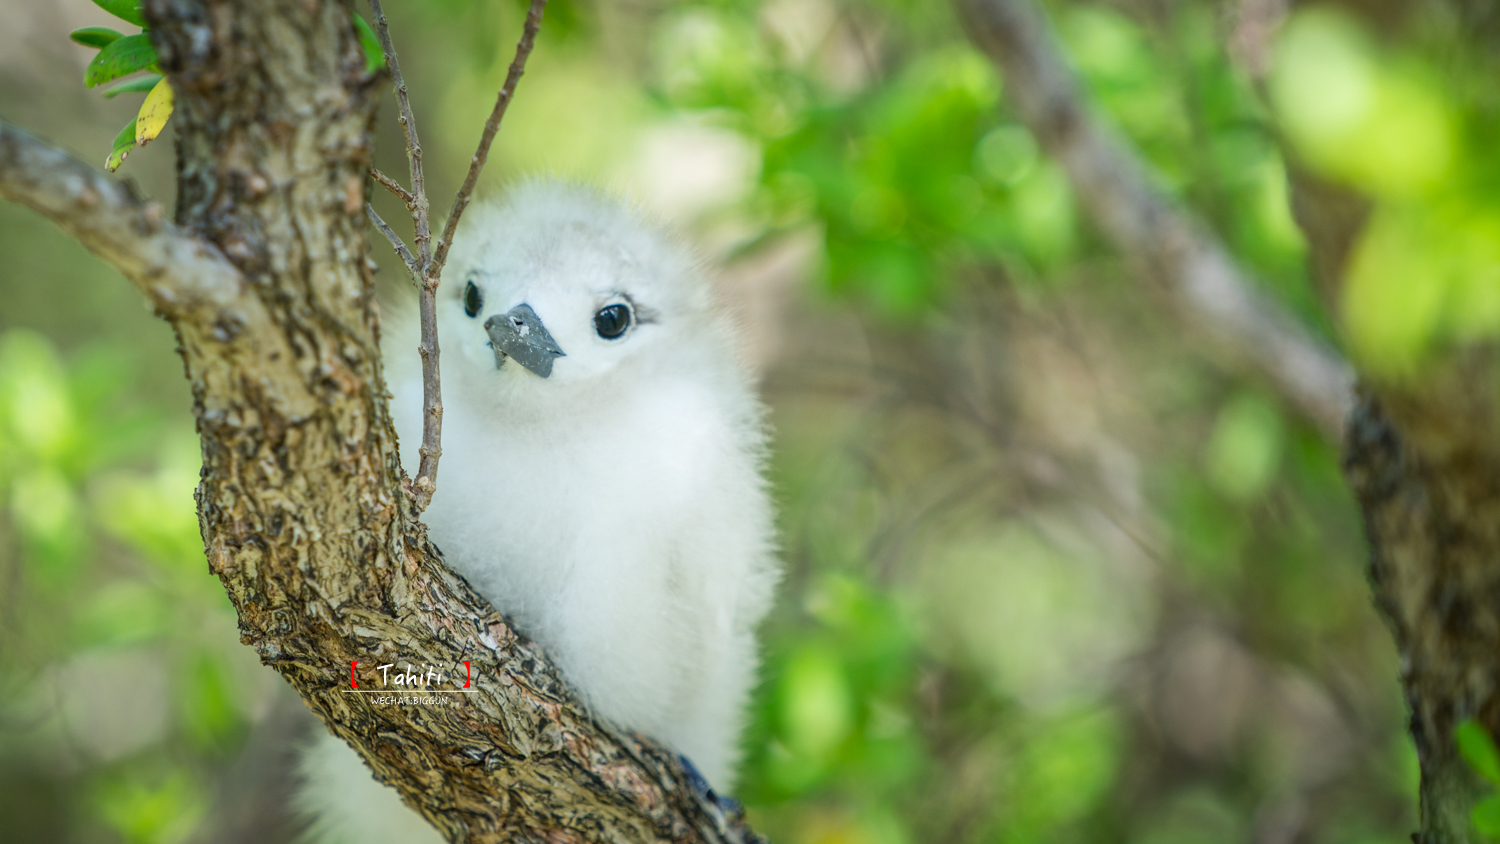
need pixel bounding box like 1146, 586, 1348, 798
8, 0, 1492, 840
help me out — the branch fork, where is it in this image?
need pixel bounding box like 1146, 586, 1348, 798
367, 0, 548, 512
2, 2, 767, 838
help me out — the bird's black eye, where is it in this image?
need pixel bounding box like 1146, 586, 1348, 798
463, 280, 483, 318
594, 303, 632, 340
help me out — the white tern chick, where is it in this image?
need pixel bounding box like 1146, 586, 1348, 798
298, 182, 779, 842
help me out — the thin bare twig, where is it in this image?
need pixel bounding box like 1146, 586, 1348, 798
370, 167, 415, 208
411, 289, 444, 507
368, 0, 432, 267
957, 0, 1355, 442
366, 203, 419, 282
432, 0, 548, 276
364, 0, 548, 512
368, 0, 441, 509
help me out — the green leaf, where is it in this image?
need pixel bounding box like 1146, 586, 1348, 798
90, 0, 146, 27
1474, 794, 1500, 838
1457, 719, 1500, 786
105, 118, 136, 172
352, 12, 385, 73
101, 73, 161, 99
69, 27, 123, 49
84, 33, 157, 89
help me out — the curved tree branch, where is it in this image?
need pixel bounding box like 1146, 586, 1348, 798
957, 0, 1355, 442
1, 1, 764, 841
1, 121, 236, 318
0, 119, 318, 421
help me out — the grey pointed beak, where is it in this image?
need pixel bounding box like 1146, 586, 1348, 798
484, 304, 565, 378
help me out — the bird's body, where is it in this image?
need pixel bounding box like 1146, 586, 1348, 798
298, 183, 778, 842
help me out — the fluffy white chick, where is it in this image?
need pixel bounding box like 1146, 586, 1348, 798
298, 182, 778, 842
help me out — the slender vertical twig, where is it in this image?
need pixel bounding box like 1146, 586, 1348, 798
365, 0, 548, 513
367, 0, 440, 510
368, 0, 432, 267
431, 0, 548, 276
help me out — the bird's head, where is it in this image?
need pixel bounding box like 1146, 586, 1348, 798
434, 182, 724, 410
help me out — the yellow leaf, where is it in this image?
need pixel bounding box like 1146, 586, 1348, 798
135, 77, 174, 146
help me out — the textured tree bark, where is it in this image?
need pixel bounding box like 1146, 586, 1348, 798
1304, 183, 1500, 841
2, 0, 763, 841
1285, 107, 1500, 844
1344, 387, 1500, 844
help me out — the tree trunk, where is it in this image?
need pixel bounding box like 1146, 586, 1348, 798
1291, 130, 1500, 844
1342, 376, 1500, 844
1, 0, 762, 841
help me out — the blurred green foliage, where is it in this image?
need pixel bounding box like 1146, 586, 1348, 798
10, 0, 1497, 841
0, 327, 258, 842
1270, 6, 1500, 375
1457, 720, 1500, 839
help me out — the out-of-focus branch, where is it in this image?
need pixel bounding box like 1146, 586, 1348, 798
0, 120, 315, 420
957, 0, 1355, 442
0, 120, 240, 318
958, 2, 1500, 840
1342, 385, 1500, 844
